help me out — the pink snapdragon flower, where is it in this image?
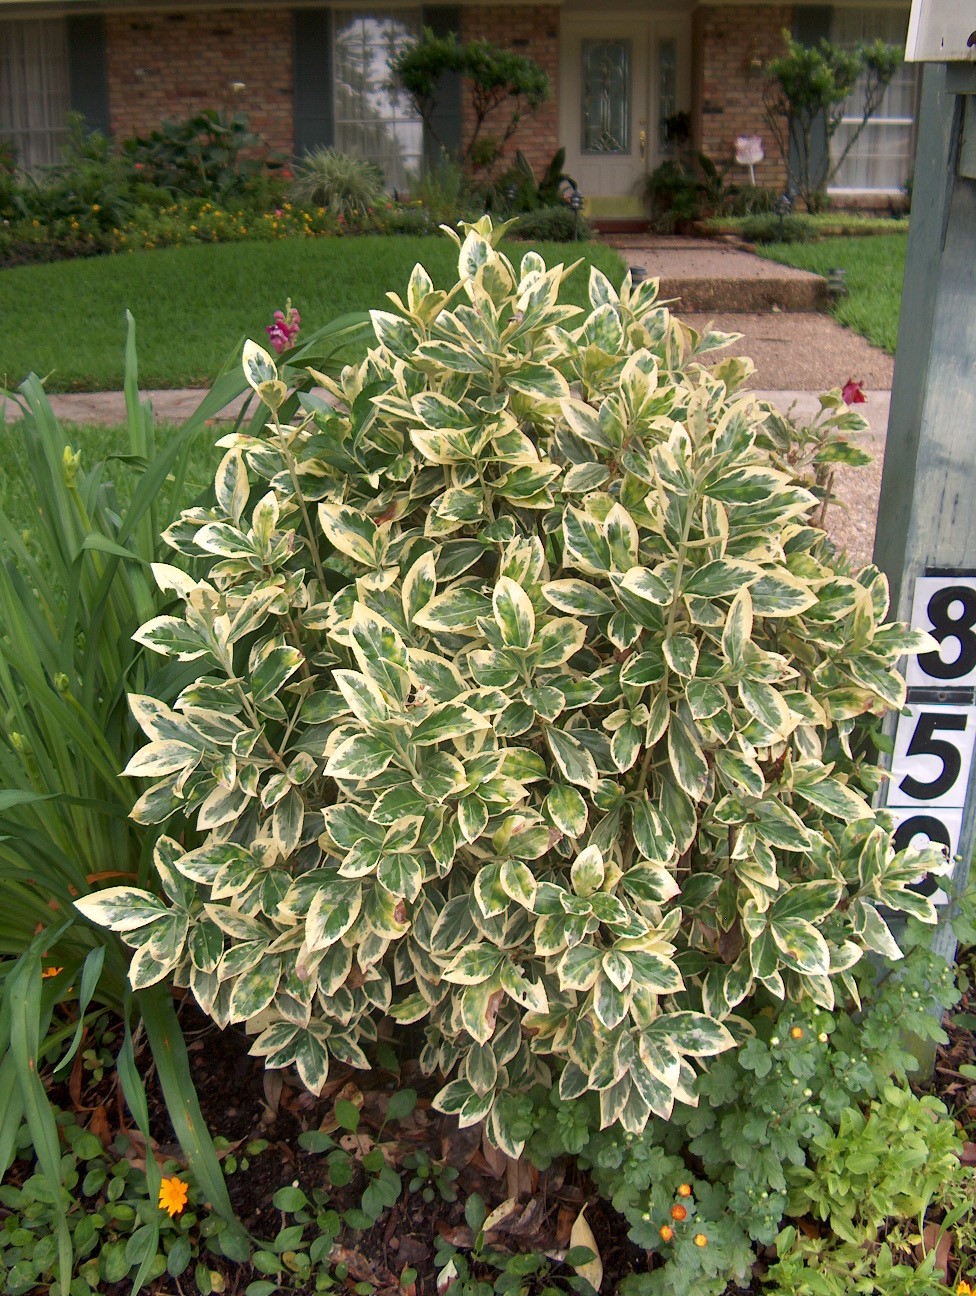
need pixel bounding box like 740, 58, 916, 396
842, 378, 866, 405
266, 299, 301, 354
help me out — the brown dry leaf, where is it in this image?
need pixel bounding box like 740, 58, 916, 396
436, 1222, 475, 1248
961, 1142, 976, 1165
483, 1197, 521, 1234
262, 1069, 285, 1115
917, 1223, 952, 1280
569, 1207, 603, 1293
506, 1155, 536, 1202
796, 1218, 821, 1240
339, 1132, 375, 1159
88, 1105, 112, 1149
557, 1205, 576, 1246
507, 1197, 546, 1239
441, 1121, 481, 1169
318, 1081, 364, 1133
481, 1131, 508, 1179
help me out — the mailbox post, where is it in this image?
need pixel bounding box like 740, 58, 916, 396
874, 2, 976, 961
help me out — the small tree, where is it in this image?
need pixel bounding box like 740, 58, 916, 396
763, 33, 901, 213
390, 29, 551, 175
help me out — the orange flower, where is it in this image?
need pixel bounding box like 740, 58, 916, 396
670, 1204, 687, 1221
158, 1175, 189, 1217
659, 1225, 674, 1242
694, 1233, 708, 1248
790, 1026, 804, 1040
957, 1283, 973, 1296
677, 1183, 693, 1197
41, 966, 63, 979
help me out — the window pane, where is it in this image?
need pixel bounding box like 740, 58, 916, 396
0, 19, 70, 172
333, 10, 423, 192
581, 40, 631, 154
830, 7, 916, 193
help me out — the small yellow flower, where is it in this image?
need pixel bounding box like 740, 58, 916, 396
790, 1026, 804, 1040
670, 1203, 687, 1222
158, 1175, 189, 1217
694, 1233, 708, 1248
957, 1282, 973, 1296
677, 1183, 692, 1197
659, 1224, 673, 1242
41, 966, 63, 979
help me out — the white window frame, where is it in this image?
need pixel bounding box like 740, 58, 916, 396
828, 5, 916, 198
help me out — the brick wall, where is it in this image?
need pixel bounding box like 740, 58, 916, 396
459, 6, 559, 177
105, 10, 294, 154
693, 4, 793, 192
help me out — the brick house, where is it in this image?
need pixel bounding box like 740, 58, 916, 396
0, 1, 916, 213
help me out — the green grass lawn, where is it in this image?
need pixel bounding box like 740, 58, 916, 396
0, 237, 626, 393
757, 232, 908, 354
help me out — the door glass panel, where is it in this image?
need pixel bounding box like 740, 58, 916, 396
658, 38, 678, 154
581, 40, 631, 154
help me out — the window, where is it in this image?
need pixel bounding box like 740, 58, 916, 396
830, 7, 916, 194
0, 19, 70, 172
333, 10, 423, 192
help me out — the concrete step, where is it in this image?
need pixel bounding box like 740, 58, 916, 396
601, 237, 828, 312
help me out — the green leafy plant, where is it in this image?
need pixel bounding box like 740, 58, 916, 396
740, 213, 814, 245
390, 30, 551, 175
289, 148, 386, 220
121, 109, 270, 202
510, 205, 591, 243
499, 149, 578, 213
526, 927, 965, 1296
79, 215, 942, 1165
642, 152, 735, 232
0, 308, 370, 1293
763, 33, 901, 213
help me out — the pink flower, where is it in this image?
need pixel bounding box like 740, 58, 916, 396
842, 378, 866, 405
265, 300, 301, 354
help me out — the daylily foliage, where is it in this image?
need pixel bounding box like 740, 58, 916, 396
78, 217, 943, 1157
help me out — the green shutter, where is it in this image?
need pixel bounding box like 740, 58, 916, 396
421, 6, 462, 166
293, 8, 333, 155
67, 15, 110, 136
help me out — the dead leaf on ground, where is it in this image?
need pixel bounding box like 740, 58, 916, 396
480, 1131, 507, 1179
961, 1141, 976, 1165
441, 1120, 481, 1170
917, 1222, 953, 1281
339, 1132, 375, 1158
557, 1204, 576, 1246
88, 1105, 112, 1149
483, 1197, 520, 1233
262, 1069, 285, 1115
506, 1154, 536, 1201
569, 1207, 603, 1293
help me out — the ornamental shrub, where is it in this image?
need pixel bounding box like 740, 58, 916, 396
78, 216, 942, 1157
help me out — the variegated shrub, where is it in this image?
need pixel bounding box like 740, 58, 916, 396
77, 217, 942, 1156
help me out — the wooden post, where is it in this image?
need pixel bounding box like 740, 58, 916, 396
874, 26, 976, 961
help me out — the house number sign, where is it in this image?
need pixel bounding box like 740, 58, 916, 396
884, 572, 976, 901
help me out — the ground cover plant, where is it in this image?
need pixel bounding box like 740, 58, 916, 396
5, 216, 974, 1296
757, 233, 907, 353
0, 238, 625, 392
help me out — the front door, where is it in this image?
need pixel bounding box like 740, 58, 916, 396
560, 14, 691, 217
